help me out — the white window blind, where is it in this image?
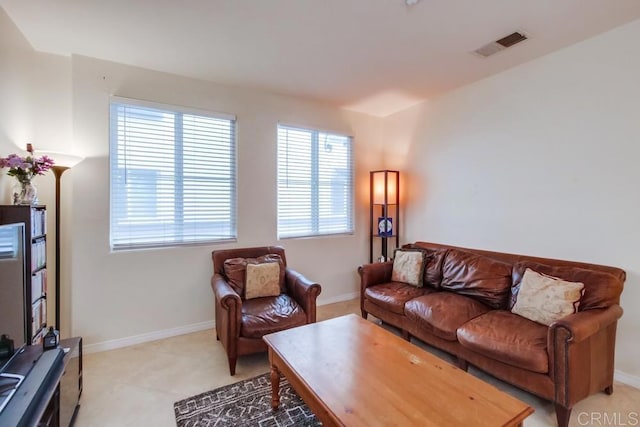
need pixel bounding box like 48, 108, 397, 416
277, 124, 353, 239
109, 99, 236, 250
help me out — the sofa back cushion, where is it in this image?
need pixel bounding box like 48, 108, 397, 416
510, 261, 623, 311
441, 249, 512, 309
404, 243, 447, 288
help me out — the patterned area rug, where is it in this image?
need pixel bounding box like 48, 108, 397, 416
174, 372, 321, 427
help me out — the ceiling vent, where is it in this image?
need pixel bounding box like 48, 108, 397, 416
472, 31, 528, 58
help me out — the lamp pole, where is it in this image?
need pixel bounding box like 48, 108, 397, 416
51, 165, 69, 332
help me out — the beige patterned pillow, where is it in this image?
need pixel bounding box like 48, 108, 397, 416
391, 249, 425, 287
245, 262, 281, 299
511, 268, 584, 325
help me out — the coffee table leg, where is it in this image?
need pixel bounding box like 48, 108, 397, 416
270, 366, 281, 409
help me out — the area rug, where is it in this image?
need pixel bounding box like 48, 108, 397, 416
174, 372, 321, 427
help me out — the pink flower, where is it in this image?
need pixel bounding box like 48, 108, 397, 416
0, 151, 55, 181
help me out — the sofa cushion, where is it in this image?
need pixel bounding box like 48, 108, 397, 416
457, 311, 549, 374
405, 292, 491, 341
240, 294, 306, 338
224, 254, 286, 297
511, 268, 584, 325
365, 282, 433, 315
440, 249, 512, 309
510, 261, 622, 311
391, 249, 425, 287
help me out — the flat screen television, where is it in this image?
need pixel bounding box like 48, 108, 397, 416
0, 222, 27, 371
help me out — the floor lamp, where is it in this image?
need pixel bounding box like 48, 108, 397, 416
38, 151, 83, 335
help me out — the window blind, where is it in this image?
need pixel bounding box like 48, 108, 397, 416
109, 99, 236, 250
277, 124, 353, 239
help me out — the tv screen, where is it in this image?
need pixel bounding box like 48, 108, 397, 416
0, 222, 27, 369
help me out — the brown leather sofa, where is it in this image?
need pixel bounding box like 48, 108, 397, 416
211, 246, 321, 375
359, 241, 625, 427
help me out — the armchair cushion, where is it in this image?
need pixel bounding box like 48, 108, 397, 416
240, 294, 306, 338
223, 254, 286, 297
245, 262, 281, 299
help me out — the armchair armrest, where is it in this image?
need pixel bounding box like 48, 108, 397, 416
358, 262, 393, 291
211, 273, 242, 310
549, 305, 623, 344
285, 268, 321, 323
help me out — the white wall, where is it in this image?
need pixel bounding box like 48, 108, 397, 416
1, 7, 383, 349
69, 55, 382, 348
0, 8, 72, 331
383, 19, 640, 378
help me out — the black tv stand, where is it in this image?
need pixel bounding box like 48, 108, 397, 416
0, 337, 82, 426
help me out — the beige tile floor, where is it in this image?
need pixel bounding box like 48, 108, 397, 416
75, 299, 639, 426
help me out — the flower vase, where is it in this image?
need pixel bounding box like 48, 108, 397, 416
12, 180, 38, 205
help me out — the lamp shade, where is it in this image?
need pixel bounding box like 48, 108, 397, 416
372, 170, 399, 205
35, 151, 84, 169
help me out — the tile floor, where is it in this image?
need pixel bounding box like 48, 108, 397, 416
75, 299, 639, 426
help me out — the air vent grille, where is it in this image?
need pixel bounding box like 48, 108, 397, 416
496, 32, 527, 48
472, 31, 528, 58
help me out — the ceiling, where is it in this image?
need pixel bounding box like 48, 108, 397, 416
3, 0, 640, 117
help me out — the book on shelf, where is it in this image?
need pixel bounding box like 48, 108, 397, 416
29, 208, 47, 237
31, 298, 47, 343
31, 270, 47, 303
30, 238, 46, 271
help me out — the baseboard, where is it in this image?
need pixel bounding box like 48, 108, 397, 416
83, 320, 215, 355
318, 291, 359, 306
615, 369, 640, 389
83, 292, 360, 355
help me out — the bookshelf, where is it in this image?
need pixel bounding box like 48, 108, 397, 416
0, 205, 48, 344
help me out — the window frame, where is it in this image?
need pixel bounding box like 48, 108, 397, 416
109, 96, 238, 251
276, 122, 355, 240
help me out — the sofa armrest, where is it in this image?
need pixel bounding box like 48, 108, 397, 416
285, 268, 321, 323
358, 262, 393, 291
548, 305, 623, 407
549, 305, 623, 344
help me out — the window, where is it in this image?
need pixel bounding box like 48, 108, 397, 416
109, 98, 236, 250
277, 124, 353, 239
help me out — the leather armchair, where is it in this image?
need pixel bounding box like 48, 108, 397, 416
211, 246, 321, 375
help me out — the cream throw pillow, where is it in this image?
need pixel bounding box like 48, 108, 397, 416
512, 268, 584, 326
391, 249, 425, 287
245, 262, 281, 299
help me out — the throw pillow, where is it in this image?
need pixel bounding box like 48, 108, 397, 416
391, 249, 425, 287
223, 254, 286, 297
245, 262, 281, 299
511, 268, 585, 326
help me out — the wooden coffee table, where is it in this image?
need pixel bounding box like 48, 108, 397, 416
263, 314, 533, 427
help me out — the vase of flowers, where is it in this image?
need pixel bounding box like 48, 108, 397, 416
0, 145, 54, 205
